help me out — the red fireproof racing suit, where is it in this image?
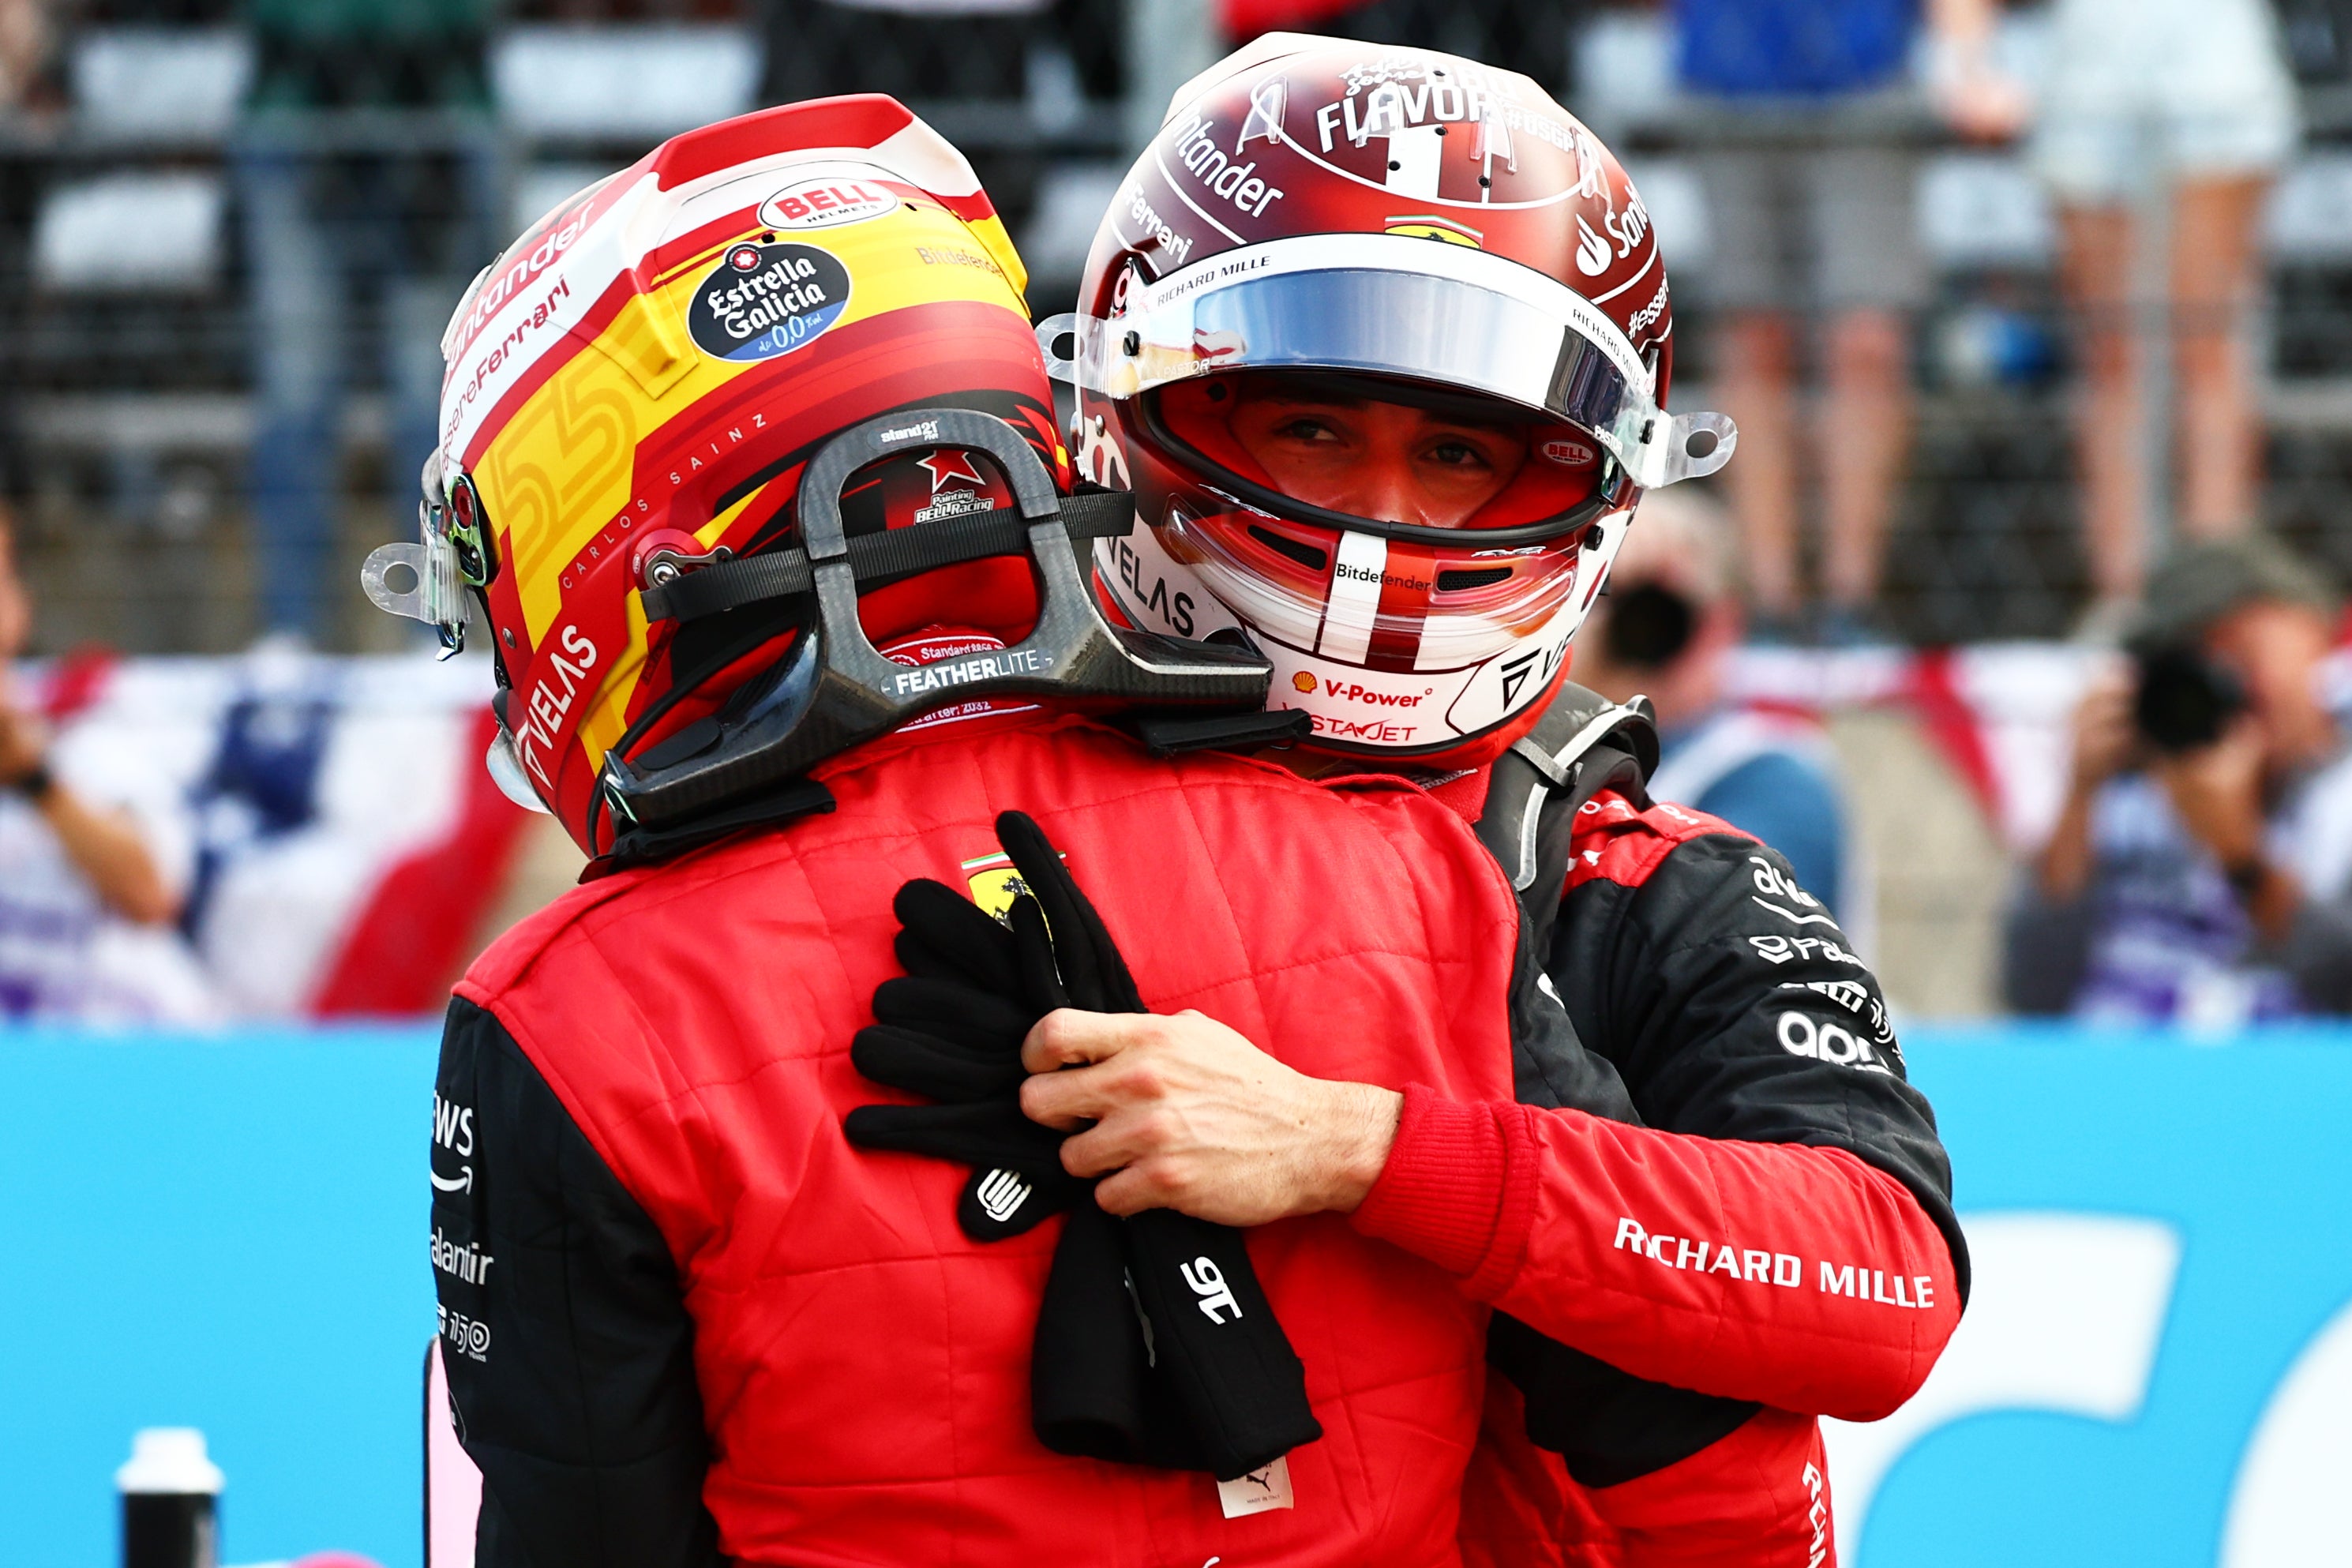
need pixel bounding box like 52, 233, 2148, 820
430, 687, 1962, 1566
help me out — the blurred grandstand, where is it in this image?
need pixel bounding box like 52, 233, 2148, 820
6, 0, 2352, 651
5, 0, 2352, 1020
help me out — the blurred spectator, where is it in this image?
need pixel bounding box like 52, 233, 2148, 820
1677, 0, 2024, 643
1577, 487, 1862, 918
0, 0, 58, 113
2031, 0, 2299, 630
754, 0, 1120, 242
0, 506, 213, 1019
2008, 534, 2352, 1022
235, 0, 497, 640
761, 0, 1041, 106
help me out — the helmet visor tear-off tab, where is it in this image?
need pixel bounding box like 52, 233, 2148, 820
362, 452, 473, 656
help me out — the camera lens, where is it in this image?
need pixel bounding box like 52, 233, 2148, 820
2133, 647, 2247, 753
1601, 583, 1697, 670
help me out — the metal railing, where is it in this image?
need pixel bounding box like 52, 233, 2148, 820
6, 2, 2352, 651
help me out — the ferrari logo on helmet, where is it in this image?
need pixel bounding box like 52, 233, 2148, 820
1384, 216, 1482, 247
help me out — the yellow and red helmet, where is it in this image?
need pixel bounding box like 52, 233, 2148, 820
366, 97, 1075, 854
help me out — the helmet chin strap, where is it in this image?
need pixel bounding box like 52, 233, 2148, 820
594, 407, 1277, 857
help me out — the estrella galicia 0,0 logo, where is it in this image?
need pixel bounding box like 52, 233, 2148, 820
688, 241, 852, 363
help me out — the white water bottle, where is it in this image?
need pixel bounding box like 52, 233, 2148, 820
117, 1428, 223, 1568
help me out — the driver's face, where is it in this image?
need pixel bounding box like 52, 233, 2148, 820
1225, 381, 1529, 530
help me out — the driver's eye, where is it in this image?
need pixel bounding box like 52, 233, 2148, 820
1283, 419, 1337, 443
1430, 441, 1484, 467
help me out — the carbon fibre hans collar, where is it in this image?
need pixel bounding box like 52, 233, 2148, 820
595, 407, 1275, 858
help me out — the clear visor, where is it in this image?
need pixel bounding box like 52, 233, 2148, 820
361, 452, 468, 655
1041, 233, 1734, 491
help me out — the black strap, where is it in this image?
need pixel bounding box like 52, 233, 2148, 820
1126, 706, 1312, 757
583, 777, 837, 879
1474, 683, 1658, 900
643, 491, 1136, 625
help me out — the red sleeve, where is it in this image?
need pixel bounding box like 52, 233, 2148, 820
1461, 1374, 1835, 1568
1593, 1409, 1836, 1566
1350, 1086, 1959, 1421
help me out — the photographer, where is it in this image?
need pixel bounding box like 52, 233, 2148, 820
0, 506, 207, 1019
2007, 535, 2352, 1022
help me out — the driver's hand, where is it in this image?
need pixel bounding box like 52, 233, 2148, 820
1019, 1007, 1402, 1229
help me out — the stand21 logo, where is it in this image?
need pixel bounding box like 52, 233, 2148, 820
688, 241, 853, 362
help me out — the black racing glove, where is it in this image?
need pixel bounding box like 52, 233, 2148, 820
847, 811, 1322, 1480
847, 861, 1178, 1464
845, 876, 1086, 1239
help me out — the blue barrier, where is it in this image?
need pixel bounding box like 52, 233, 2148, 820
0, 1028, 440, 1568
1847, 1024, 2352, 1566
2, 1023, 2348, 1567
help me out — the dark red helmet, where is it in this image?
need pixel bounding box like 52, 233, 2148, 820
1045, 33, 1732, 764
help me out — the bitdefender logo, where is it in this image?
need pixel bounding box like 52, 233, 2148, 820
1334, 560, 1431, 592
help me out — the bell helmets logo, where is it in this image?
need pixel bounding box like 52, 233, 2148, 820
756, 177, 899, 231
1541, 437, 1597, 467
914, 449, 996, 525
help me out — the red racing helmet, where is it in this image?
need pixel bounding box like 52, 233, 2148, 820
365, 96, 1270, 863
1045, 34, 1733, 764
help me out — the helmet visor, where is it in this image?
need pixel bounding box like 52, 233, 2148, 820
1041, 232, 1734, 491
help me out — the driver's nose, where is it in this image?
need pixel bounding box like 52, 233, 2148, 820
1321, 448, 1427, 528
